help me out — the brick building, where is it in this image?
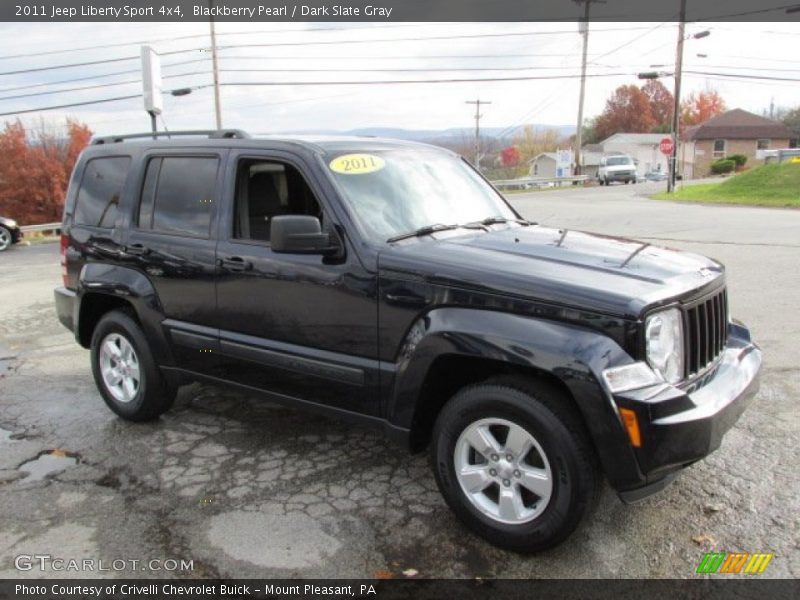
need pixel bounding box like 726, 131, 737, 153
680, 109, 795, 179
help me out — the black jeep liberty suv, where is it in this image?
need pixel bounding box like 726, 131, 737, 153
54, 130, 761, 552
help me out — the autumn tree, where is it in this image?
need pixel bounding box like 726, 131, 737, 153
500, 146, 521, 167
513, 125, 561, 164
0, 119, 92, 224
641, 79, 674, 131
681, 89, 726, 128
593, 85, 656, 141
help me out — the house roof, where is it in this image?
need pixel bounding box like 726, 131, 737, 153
528, 152, 558, 163
682, 108, 794, 141
600, 133, 666, 145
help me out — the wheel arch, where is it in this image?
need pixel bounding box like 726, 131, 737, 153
75, 263, 174, 367
387, 308, 646, 490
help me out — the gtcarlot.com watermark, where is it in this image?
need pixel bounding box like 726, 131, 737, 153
14, 554, 194, 572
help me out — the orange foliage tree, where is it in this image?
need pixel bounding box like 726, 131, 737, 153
594, 85, 657, 141
0, 119, 92, 224
681, 89, 727, 128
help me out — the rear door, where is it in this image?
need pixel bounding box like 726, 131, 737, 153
125, 149, 227, 373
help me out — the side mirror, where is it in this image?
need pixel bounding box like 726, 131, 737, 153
271, 215, 336, 255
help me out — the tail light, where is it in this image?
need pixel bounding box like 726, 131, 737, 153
60, 233, 69, 287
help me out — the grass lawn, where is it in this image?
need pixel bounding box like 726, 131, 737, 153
652, 162, 800, 207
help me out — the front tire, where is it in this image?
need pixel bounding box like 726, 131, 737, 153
90, 309, 176, 421
0, 226, 11, 252
431, 377, 598, 553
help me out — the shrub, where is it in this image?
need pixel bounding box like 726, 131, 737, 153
727, 154, 748, 167
710, 159, 736, 175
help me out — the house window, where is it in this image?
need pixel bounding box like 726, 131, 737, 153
533, 163, 539, 175
712, 140, 726, 158
757, 139, 770, 150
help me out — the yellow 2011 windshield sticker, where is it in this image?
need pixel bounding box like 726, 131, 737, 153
329, 154, 385, 174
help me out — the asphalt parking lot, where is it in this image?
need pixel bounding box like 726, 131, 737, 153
0, 182, 798, 579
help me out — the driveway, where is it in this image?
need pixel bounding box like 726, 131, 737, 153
0, 184, 797, 578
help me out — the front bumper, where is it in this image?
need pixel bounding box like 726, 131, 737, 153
612, 321, 761, 500
604, 171, 636, 181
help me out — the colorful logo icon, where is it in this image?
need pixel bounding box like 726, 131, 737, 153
696, 552, 773, 574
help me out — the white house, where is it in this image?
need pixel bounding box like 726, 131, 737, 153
528, 149, 602, 178
594, 133, 668, 177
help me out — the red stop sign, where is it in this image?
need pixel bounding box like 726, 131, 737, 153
659, 137, 674, 155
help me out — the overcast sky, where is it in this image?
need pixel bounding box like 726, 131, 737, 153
0, 21, 798, 137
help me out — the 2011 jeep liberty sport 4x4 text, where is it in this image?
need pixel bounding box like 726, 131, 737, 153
54, 130, 761, 552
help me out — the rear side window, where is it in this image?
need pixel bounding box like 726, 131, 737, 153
73, 156, 131, 228
138, 156, 219, 238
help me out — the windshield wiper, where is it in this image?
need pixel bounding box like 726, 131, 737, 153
387, 223, 461, 243
464, 216, 536, 228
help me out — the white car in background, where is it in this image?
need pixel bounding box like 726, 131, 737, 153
597, 154, 637, 185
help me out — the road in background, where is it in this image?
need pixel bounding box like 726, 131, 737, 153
0, 185, 797, 578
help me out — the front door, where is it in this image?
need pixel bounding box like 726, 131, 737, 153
214, 151, 379, 415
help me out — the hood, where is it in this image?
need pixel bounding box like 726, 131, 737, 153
379, 225, 724, 318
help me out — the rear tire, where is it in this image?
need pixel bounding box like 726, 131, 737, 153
430, 377, 599, 553
90, 309, 176, 421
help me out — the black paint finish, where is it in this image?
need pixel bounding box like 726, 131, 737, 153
55, 135, 761, 496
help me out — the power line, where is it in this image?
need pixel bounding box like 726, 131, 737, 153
0, 72, 636, 118
218, 65, 615, 74
0, 50, 209, 77
0, 71, 210, 102
0, 58, 210, 93
215, 27, 663, 52
684, 70, 800, 82
0, 24, 434, 61
218, 73, 634, 87
0, 27, 661, 78
0, 94, 141, 117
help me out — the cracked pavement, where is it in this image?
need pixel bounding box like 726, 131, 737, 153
0, 183, 798, 578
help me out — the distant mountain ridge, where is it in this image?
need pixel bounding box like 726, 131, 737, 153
281, 124, 575, 143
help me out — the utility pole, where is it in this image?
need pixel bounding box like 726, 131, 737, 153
466, 99, 491, 171
209, 0, 222, 129
573, 0, 592, 176
668, 0, 687, 193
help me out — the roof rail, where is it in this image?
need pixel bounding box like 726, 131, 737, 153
91, 129, 251, 145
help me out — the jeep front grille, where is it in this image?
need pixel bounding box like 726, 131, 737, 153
684, 288, 728, 377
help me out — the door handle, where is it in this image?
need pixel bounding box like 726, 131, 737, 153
219, 256, 253, 272
125, 243, 150, 256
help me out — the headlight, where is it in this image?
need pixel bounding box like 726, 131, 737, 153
645, 308, 684, 384
4, 219, 16, 228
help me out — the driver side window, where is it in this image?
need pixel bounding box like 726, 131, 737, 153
233, 159, 322, 243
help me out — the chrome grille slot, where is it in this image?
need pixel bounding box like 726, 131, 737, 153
685, 288, 728, 377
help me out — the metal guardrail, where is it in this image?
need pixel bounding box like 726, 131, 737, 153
760, 148, 800, 164
20, 222, 61, 234
491, 175, 589, 190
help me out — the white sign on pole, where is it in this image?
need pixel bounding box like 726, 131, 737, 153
555, 149, 573, 177
141, 45, 163, 115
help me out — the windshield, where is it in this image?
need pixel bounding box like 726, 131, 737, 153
606, 156, 633, 166
324, 149, 517, 241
